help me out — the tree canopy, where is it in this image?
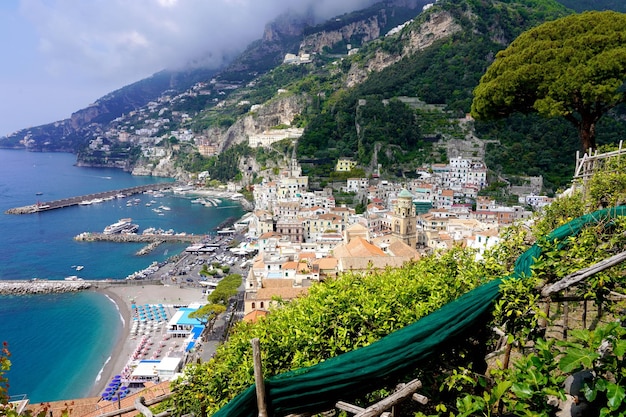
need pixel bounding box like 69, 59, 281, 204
471, 10, 626, 152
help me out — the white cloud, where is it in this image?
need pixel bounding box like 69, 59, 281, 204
0, 0, 379, 134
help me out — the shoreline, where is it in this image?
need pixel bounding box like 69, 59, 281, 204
85, 283, 210, 400
88, 287, 132, 398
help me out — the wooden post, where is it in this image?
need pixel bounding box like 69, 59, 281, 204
252, 338, 268, 417
134, 397, 154, 417
562, 291, 569, 340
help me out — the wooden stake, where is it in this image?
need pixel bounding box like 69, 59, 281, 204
252, 338, 268, 417
541, 251, 626, 296
353, 379, 422, 417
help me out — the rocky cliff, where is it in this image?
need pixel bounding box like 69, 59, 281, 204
346, 9, 462, 87
300, 0, 427, 54
212, 93, 310, 151
131, 149, 190, 179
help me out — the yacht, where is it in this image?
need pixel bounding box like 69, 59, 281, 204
103, 218, 134, 234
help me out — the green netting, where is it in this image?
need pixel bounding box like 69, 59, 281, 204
212, 206, 626, 417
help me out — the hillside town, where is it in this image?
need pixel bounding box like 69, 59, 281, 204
223, 151, 553, 320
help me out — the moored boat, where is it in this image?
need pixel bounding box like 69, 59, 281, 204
104, 218, 134, 234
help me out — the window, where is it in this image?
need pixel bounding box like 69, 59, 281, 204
252, 302, 256, 309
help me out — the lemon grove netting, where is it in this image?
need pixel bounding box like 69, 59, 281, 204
211, 206, 626, 417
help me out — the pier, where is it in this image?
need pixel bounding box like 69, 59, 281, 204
74, 232, 203, 243
5, 182, 179, 214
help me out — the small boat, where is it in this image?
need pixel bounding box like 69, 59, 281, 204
65, 276, 84, 281
35, 192, 43, 195
76, 265, 84, 271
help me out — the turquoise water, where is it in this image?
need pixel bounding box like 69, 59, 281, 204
0, 149, 245, 402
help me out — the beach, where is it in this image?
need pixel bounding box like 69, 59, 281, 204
88, 283, 208, 398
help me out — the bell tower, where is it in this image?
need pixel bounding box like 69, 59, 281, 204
390, 189, 417, 247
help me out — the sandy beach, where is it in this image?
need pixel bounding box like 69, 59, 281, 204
88, 283, 208, 398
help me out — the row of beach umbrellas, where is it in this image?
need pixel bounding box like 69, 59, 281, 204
132, 303, 168, 320
101, 375, 130, 402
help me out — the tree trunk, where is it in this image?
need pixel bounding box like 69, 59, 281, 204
578, 116, 597, 152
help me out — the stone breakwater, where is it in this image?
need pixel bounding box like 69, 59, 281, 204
0, 281, 92, 295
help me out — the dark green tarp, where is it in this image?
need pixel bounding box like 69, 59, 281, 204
212, 206, 626, 417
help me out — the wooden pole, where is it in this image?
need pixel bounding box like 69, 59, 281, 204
252, 338, 268, 417
541, 251, 626, 296
353, 379, 422, 417
562, 291, 569, 340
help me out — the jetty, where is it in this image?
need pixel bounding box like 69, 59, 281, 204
5, 182, 179, 214
0, 280, 92, 295
74, 232, 202, 243
0, 278, 165, 295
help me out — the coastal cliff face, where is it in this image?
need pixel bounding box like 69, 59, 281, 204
131, 149, 190, 180
213, 94, 310, 151
299, 0, 425, 54
300, 15, 385, 54
346, 9, 462, 87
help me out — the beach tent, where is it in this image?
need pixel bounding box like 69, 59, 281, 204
129, 360, 160, 385
156, 357, 182, 379
185, 325, 204, 352
167, 307, 204, 338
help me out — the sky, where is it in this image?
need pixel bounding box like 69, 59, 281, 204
0, 0, 377, 136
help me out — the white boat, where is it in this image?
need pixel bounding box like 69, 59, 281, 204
65, 276, 84, 281
75, 265, 84, 271
159, 206, 171, 211
103, 218, 134, 234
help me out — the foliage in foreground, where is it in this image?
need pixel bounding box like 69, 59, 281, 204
168, 248, 502, 416
165, 149, 626, 417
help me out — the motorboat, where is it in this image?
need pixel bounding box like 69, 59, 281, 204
104, 218, 134, 234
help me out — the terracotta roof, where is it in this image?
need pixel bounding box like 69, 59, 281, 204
263, 278, 295, 288
477, 228, 500, 237
319, 213, 341, 220
259, 231, 281, 239
282, 261, 298, 270
333, 237, 386, 258
28, 381, 172, 417
313, 257, 338, 269
256, 286, 308, 300
243, 309, 269, 323
346, 223, 367, 232
386, 240, 420, 260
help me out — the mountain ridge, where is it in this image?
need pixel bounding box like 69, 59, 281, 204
1, 0, 625, 193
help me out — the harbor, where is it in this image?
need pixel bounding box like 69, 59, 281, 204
4, 182, 179, 214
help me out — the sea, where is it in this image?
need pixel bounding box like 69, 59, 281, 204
0, 149, 245, 403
